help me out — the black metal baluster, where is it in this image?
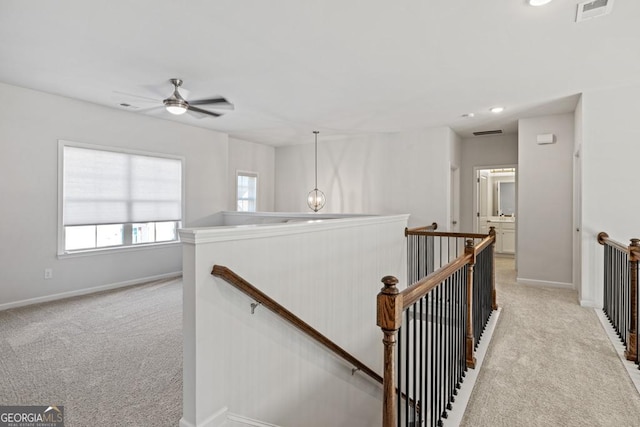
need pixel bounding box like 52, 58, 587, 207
397, 321, 402, 427
430, 290, 435, 427
405, 309, 411, 426
419, 296, 424, 425
438, 282, 444, 425
604, 245, 609, 320
412, 302, 417, 425
447, 275, 454, 412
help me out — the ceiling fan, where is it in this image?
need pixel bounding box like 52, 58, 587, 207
116, 78, 234, 118
163, 78, 233, 118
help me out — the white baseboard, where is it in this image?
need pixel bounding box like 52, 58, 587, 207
594, 309, 640, 396
0, 271, 182, 311
516, 277, 574, 290
196, 406, 228, 427
227, 413, 281, 427
580, 299, 599, 308
185, 407, 281, 427
446, 307, 502, 426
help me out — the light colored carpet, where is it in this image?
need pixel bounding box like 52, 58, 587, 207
460, 258, 640, 426
0, 278, 182, 426
4, 261, 640, 427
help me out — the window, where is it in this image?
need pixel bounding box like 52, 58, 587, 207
236, 172, 257, 212
59, 141, 183, 254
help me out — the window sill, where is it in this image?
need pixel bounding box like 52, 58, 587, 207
57, 240, 182, 259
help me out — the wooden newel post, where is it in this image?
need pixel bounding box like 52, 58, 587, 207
626, 239, 640, 362
377, 275, 403, 427
489, 226, 498, 310
464, 240, 477, 369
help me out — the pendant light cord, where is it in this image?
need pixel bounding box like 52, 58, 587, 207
314, 131, 319, 190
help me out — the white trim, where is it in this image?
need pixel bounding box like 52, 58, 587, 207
179, 418, 196, 427
236, 170, 259, 212
0, 271, 181, 311
516, 277, 574, 290
57, 139, 186, 256
594, 309, 640, 396
57, 240, 181, 259
447, 308, 502, 426
178, 214, 409, 245
580, 299, 599, 308
195, 406, 229, 427
227, 413, 282, 427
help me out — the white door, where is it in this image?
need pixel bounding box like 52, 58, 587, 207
477, 170, 489, 234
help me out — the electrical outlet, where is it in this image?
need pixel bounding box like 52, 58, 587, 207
44, 268, 53, 279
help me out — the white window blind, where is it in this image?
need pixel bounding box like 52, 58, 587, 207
63, 146, 182, 226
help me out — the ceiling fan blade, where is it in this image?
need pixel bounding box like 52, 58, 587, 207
187, 105, 222, 117
189, 97, 234, 110
112, 90, 161, 103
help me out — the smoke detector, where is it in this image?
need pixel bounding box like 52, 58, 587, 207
576, 0, 614, 22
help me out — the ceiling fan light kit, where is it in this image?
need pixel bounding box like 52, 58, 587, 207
157, 78, 233, 118
163, 79, 188, 115
528, 0, 552, 6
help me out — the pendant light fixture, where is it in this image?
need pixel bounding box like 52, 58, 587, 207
307, 131, 326, 212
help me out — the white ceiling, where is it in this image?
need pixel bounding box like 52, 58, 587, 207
1, 0, 638, 146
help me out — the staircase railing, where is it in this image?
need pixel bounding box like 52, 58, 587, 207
212, 265, 382, 385
597, 232, 639, 362
378, 228, 497, 427
406, 224, 495, 283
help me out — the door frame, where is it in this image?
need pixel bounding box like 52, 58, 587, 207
472, 164, 518, 233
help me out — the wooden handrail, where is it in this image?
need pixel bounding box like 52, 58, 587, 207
474, 233, 496, 255
405, 222, 438, 235
597, 231, 630, 254
406, 230, 489, 239
211, 265, 383, 386
401, 253, 473, 309
400, 234, 494, 309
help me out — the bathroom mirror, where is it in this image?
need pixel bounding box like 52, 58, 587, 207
498, 182, 515, 216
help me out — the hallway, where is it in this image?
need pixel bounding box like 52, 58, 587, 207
460, 258, 640, 426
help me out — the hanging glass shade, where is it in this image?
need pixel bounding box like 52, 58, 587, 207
307, 131, 325, 212
307, 188, 326, 212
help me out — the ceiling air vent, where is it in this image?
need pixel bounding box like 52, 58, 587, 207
473, 130, 503, 136
576, 0, 614, 22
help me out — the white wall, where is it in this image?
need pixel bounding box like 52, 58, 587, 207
275, 128, 452, 228
179, 215, 408, 427
448, 129, 462, 231
580, 84, 640, 307
518, 113, 574, 288
460, 134, 518, 232
573, 96, 583, 302
0, 82, 272, 308
228, 137, 275, 212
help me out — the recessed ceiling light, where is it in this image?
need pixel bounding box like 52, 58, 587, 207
462, 113, 475, 118
528, 0, 552, 6
490, 106, 505, 114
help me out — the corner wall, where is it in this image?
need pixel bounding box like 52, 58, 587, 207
275, 128, 452, 228
518, 113, 574, 288
0, 82, 274, 308
580, 83, 640, 307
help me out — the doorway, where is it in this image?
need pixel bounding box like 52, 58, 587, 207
474, 166, 517, 256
